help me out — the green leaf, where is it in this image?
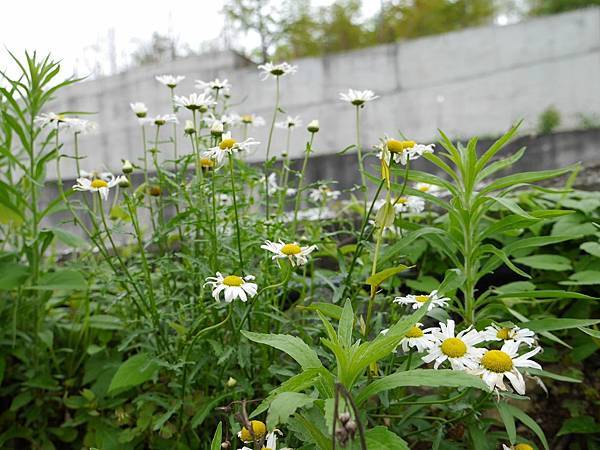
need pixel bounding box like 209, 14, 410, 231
191, 392, 235, 428
497, 402, 516, 444
578, 327, 600, 339
297, 302, 343, 320
89, 315, 123, 330
293, 413, 331, 450
364, 426, 409, 450
522, 318, 600, 332
355, 369, 488, 406
267, 392, 315, 428
50, 227, 88, 248
108, 353, 159, 395
338, 300, 354, 348
513, 254, 572, 271
242, 331, 323, 370
557, 416, 600, 436
0, 356, 5, 386
366, 265, 410, 288
489, 195, 536, 219
0, 202, 24, 226
211, 422, 222, 450
580, 242, 600, 258
494, 290, 598, 301
527, 368, 581, 383
560, 271, 600, 286
0, 262, 29, 290
374, 200, 395, 228
30, 269, 87, 291
505, 404, 549, 450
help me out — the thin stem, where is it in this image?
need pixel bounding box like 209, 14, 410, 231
355, 105, 367, 208
228, 152, 244, 273
264, 76, 280, 221
292, 133, 315, 234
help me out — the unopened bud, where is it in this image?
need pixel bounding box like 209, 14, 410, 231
345, 420, 357, 438
122, 160, 133, 174
117, 176, 130, 188
221, 441, 230, 449
211, 121, 224, 136
226, 377, 237, 388
184, 120, 196, 134
149, 185, 161, 197
339, 412, 351, 424
307, 120, 319, 133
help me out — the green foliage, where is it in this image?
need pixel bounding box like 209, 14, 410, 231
537, 105, 562, 134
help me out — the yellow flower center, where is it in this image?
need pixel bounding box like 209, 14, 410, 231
281, 243, 302, 255
496, 328, 512, 340
440, 337, 467, 358
220, 138, 237, 149
515, 444, 534, 450
405, 326, 424, 338
199, 158, 215, 168
240, 420, 267, 442
241, 114, 253, 124
387, 139, 415, 153
481, 350, 513, 373
418, 185, 430, 192
415, 295, 429, 303
91, 179, 108, 189
222, 275, 244, 287
396, 197, 408, 204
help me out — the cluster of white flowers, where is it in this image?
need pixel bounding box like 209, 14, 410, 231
389, 293, 542, 395
375, 196, 425, 215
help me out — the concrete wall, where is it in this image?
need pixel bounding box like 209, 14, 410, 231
49, 7, 600, 180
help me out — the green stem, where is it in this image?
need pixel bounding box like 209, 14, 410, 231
292, 133, 315, 234
264, 76, 280, 221
355, 105, 367, 208
228, 152, 244, 273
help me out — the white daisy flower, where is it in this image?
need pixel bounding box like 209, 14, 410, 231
240, 113, 266, 127
339, 89, 379, 106
285, 188, 297, 197
503, 444, 534, 450
481, 324, 536, 348
195, 78, 231, 92
415, 182, 441, 196
73, 175, 125, 201
394, 290, 449, 311
394, 196, 425, 214
474, 341, 542, 395
68, 118, 97, 135
257, 62, 298, 80
174, 92, 216, 111
202, 131, 259, 166
260, 173, 280, 196
155, 74, 185, 88
261, 240, 318, 267
276, 115, 302, 129
422, 320, 486, 370
150, 114, 179, 126
376, 137, 435, 166
129, 102, 148, 118
307, 120, 320, 133
34, 112, 70, 128
382, 323, 435, 353
308, 186, 341, 203
204, 272, 258, 303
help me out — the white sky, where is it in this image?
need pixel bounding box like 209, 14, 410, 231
1, 0, 382, 79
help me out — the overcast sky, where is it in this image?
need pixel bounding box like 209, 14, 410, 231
1, 0, 382, 79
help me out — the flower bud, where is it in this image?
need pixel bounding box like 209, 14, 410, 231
211, 121, 224, 137
226, 377, 237, 388
345, 419, 357, 438
184, 120, 196, 135
307, 119, 319, 133
339, 412, 351, 424
117, 176, 130, 188
149, 185, 161, 197
122, 160, 133, 174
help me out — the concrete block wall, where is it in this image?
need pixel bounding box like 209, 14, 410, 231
48, 7, 600, 180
